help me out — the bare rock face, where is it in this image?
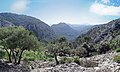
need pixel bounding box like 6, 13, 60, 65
31, 52, 120, 72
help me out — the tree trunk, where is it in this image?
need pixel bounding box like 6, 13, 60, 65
5, 49, 12, 62
54, 53, 59, 65
17, 50, 24, 64
12, 51, 17, 64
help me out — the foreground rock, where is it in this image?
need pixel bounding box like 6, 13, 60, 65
1, 51, 119, 72
31, 52, 120, 72
31, 63, 94, 72
0, 62, 30, 72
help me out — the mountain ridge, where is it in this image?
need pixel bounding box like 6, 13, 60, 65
76, 18, 120, 44
0, 13, 56, 41
51, 22, 80, 40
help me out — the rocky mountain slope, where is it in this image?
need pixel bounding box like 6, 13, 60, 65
0, 13, 55, 41
51, 22, 80, 40
76, 18, 120, 44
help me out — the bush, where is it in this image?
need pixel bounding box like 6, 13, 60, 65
59, 57, 98, 67
98, 43, 110, 54
22, 51, 53, 62
113, 55, 120, 63
73, 57, 80, 65
75, 47, 88, 57
60, 57, 73, 64
115, 48, 120, 52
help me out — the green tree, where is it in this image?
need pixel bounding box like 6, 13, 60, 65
47, 37, 69, 65
0, 26, 39, 64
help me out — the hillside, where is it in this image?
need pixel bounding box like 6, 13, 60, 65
51, 22, 79, 40
76, 18, 120, 44
0, 17, 14, 27
0, 13, 55, 41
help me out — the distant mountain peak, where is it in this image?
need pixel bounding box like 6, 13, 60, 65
58, 22, 66, 24
58, 22, 70, 25
59, 22, 66, 24
51, 23, 80, 40
52, 22, 71, 29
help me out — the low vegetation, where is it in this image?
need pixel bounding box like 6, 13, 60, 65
115, 48, 120, 52
23, 51, 53, 62
113, 55, 120, 63
59, 56, 98, 67
60, 57, 73, 64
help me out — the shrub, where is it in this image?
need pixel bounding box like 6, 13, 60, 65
60, 57, 73, 64
59, 57, 98, 67
22, 51, 53, 62
73, 57, 80, 65
113, 55, 120, 63
75, 47, 88, 57
98, 43, 110, 54
115, 48, 120, 52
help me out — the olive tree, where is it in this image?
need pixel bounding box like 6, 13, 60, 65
47, 37, 69, 65
0, 26, 39, 64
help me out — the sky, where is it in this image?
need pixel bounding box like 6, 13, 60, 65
0, 0, 120, 25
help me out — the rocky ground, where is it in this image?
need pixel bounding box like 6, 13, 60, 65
31, 51, 120, 72
0, 51, 120, 72
0, 62, 30, 72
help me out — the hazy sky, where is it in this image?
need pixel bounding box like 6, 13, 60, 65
0, 0, 120, 25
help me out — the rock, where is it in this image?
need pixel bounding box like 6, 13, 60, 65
30, 61, 56, 69
0, 62, 30, 72
31, 51, 120, 72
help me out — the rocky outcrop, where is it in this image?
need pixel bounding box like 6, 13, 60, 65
31, 52, 120, 72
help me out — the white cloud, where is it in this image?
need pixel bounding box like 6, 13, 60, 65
10, 0, 29, 13
90, 3, 120, 16
101, 0, 110, 3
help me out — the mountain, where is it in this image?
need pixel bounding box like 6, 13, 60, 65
51, 22, 79, 40
69, 24, 93, 34
0, 13, 55, 41
0, 16, 14, 27
76, 18, 120, 44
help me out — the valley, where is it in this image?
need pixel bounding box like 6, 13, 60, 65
0, 13, 120, 72
1, 0, 120, 72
